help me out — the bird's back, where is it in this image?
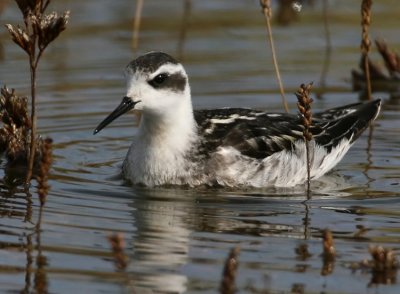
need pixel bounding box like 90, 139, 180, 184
193, 99, 381, 187
194, 99, 381, 159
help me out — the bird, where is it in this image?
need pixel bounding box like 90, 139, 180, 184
94, 51, 381, 188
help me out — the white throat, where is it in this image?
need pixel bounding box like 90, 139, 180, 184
123, 88, 199, 186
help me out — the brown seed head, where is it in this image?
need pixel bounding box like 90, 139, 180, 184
15, 0, 41, 18
295, 82, 314, 141
30, 11, 70, 51
259, 0, 272, 18
5, 24, 33, 55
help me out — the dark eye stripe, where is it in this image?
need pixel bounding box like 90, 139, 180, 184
148, 72, 187, 92
148, 73, 169, 87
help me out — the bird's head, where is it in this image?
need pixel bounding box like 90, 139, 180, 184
94, 52, 190, 134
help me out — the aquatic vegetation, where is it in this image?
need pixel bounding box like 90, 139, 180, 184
259, 0, 289, 112
295, 83, 314, 190
4, 0, 69, 184
360, 0, 373, 100
0, 86, 34, 163
352, 39, 400, 93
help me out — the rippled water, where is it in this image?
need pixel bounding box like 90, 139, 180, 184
0, 0, 400, 293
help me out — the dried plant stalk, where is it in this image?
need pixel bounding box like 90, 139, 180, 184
295, 83, 313, 190
5, 0, 69, 185
108, 233, 128, 271
132, 0, 144, 50
319, 0, 332, 90
351, 39, 400, 92
220, 246, 240, 294
177, 0, 192, 60
375, 38, 400, 76
361, 0, 372, 100
259, 0, 289, 113
36, 138, 53, 206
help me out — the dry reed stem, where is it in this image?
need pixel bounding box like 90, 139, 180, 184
318, 0, 331, 91
361, 0, 372, 100
375, 38, 400, 75
259, 0, 289, 113
295, 83, 313, 191
108, 233, 128, 271
36, 137, 53, 207
132, 0, 144, 50
5, 0, 69, 185
220, 246, 240, 294
177, 0, 192, 60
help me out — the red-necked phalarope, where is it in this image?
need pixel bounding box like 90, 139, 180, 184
94, 52, 381, 188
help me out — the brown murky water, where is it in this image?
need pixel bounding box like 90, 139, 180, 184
0, 0, 400, 293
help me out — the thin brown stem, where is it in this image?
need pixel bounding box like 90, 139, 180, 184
42, 0, 51, 12
364, 56, 372, 100
361, 0, 372, 100
25, 60, 37, 185
132, 0, 144, 51
305, 139, 311, 193
318, 0, 331, 93
177, 0, 192, 61
260, 0, 289, 113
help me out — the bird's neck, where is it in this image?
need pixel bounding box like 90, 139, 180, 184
138, 99, 198, 151
123, 99, 199, 186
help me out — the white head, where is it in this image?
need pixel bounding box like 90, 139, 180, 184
94, 52, 192, 134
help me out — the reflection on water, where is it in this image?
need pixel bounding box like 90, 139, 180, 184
0, 0, 400, 293
129, 189, 194, 293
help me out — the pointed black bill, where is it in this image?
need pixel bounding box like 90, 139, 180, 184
93, 96, 140, 135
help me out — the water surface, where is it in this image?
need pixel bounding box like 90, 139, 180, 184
0, 0, 400, 293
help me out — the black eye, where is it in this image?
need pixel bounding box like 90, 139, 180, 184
149, 73, 169, 87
